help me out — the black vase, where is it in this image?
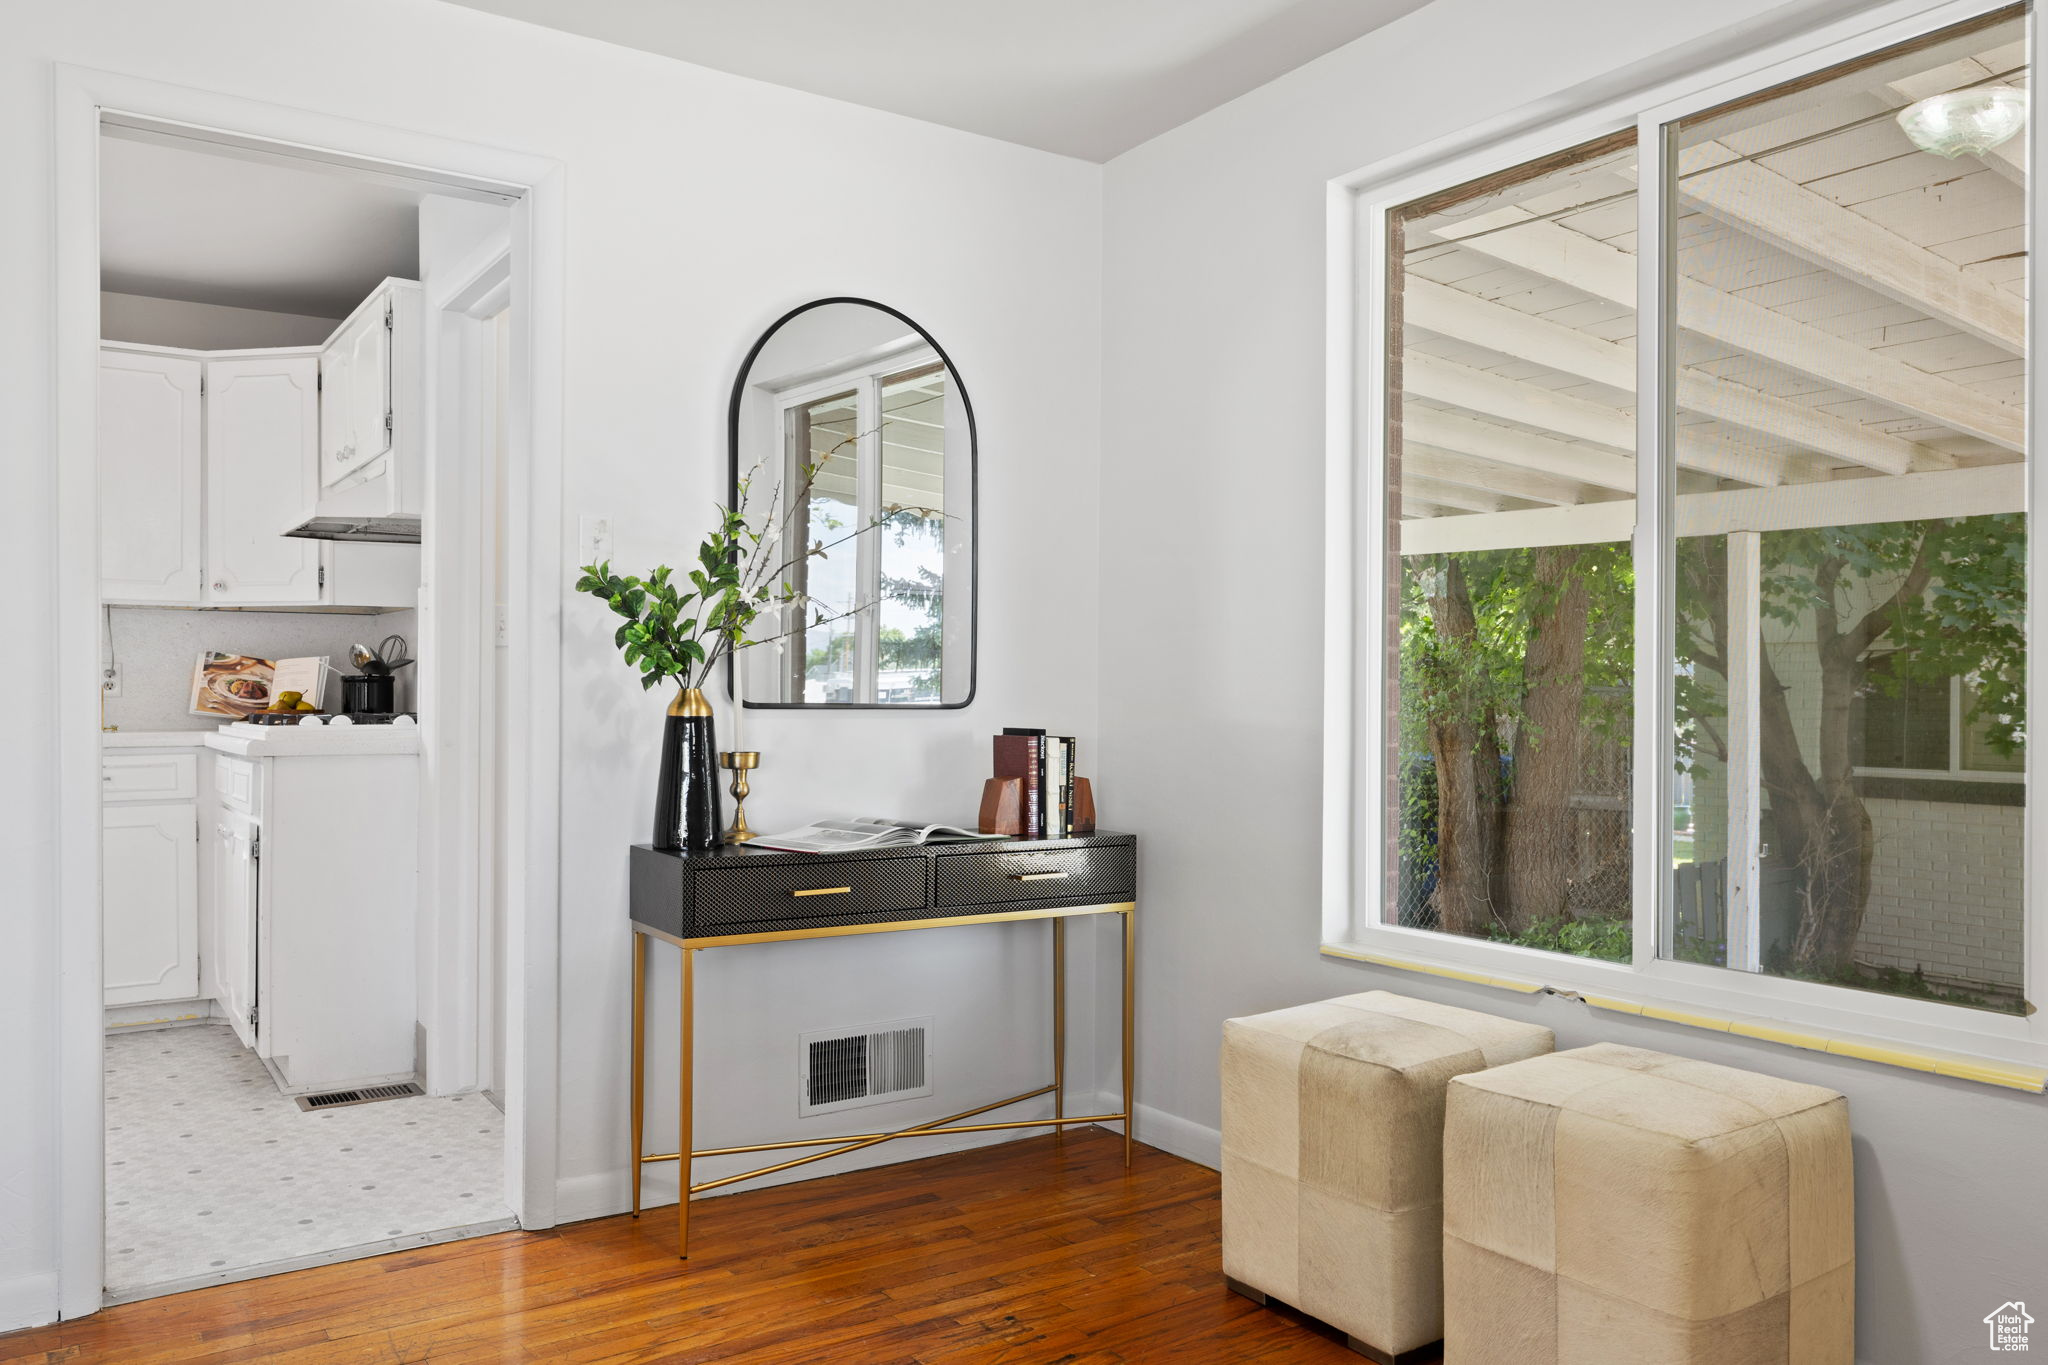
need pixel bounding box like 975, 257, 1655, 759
653, 687, 724, 853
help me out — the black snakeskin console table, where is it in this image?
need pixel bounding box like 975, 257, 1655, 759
627, 831, 1137, 1257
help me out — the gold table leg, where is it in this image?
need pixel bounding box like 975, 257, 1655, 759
678, 946, 695, 1259
1123, 907, 1135, 1167
1052, 917, 1066, 1129
630, 932, 647, 1217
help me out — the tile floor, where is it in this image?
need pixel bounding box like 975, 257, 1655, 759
104, 1023, 509, 1298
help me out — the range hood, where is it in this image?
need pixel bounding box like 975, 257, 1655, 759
284, 514, 422, 544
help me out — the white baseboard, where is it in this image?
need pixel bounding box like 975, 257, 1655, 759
1073, 1088, 1220, 1170
0, 1272, 59, 1334
104, 999, 219, 1032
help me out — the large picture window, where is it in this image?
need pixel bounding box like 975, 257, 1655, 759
1387, 134, 1641, 963
1357, 2, 2036, 1049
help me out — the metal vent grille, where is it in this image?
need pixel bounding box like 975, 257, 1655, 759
800, 1018, 933, 1116
294, 1081, 424, 1112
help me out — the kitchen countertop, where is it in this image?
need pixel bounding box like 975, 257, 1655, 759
205, 721, 423, 758
101, 730, 213, 749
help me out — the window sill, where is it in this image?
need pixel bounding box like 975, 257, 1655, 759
1321, 940, 2048, 1093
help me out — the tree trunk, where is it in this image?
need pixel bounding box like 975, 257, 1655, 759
1501, 547, 1591, 931
1425, 559, 1500, 938
1757, 645, 1873, 978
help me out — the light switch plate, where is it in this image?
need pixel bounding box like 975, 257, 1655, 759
578, 513, 613, 567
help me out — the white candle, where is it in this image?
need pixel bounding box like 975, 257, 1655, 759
730, 640, 745, 754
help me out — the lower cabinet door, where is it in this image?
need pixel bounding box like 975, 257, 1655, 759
102, 802, 199, 1006
214, 811, 261, 1048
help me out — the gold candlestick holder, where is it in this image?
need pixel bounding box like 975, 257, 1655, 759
720, 751, 760, 844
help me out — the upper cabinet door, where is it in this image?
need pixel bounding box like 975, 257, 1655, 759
318, 339, 353, 490
205, 356, 325, 605
99, 350, 203, 603
321, 291, 392, 490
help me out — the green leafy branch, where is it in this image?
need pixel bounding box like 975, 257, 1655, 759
575, 456, 939, 695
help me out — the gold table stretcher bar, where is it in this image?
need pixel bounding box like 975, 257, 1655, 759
627, 832, 1138, 1258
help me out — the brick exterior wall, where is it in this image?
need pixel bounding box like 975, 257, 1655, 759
1859, 796, 2024, 990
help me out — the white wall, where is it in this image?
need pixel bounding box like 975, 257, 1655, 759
100, 292, 340, 349
1097, 1, 2047, 1362
4, 0, 1099, 1329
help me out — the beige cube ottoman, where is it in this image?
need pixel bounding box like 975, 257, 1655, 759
1442, 1043, 1853, 1365
1221, 990, 1554, 1363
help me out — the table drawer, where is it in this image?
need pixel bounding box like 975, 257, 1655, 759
689, 857, 929, 930
936, 845, 1135, 908
102, 753, 197, 803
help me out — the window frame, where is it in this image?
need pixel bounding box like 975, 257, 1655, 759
1323, 0, 2048, 1074
1854, 665, 2028, 782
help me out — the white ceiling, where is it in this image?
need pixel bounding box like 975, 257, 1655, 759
100, 135, 422, 319
439, 0, 1433, 161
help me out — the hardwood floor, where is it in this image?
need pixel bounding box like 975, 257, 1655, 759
1, 1129, 1420, 1364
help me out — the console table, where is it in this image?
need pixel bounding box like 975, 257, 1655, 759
627, 830, 1137, 1258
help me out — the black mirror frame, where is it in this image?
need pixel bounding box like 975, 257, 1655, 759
726, 296, 979, 711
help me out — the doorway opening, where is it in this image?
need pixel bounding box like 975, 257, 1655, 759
88, 117, 528, 1304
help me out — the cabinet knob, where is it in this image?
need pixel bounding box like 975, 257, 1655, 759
213, 582, 226, 592
337, 444, 354, 462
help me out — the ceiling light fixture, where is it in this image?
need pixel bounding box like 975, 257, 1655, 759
1896, 86, 2028, 158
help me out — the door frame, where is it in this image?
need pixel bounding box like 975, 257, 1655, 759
52, 64, 567, 1319
420, 236, 516, 1099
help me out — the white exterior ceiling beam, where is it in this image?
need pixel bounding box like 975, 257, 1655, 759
1405, 351, 1787, 486
1399, 461, 2023, 556
1433, 208, 2023, 452
1673, 140, 2023, 353
1405, 277, 1926, 477
1405, 442, 1602, 506
1402, 405, 1636, 493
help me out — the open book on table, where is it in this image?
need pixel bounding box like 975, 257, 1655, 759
744, 817, 1010, 855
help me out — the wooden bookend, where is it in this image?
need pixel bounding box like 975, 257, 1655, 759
1072, 777, 1096, 835
979, 776, 1025, 836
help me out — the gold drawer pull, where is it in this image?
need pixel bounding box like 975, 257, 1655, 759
1011, 870, 1070, 882
791, 886, 853, 898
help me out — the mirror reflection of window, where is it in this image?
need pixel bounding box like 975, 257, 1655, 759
878, 362, 947, 704
787, 390, 859, 703
734, 300, 974, 707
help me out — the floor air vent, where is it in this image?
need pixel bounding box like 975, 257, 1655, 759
294, 1081, 425, 1112
800, 1018, 933, 1116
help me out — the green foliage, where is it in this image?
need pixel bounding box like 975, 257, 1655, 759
576, 457, 955, 698
1677, 515, 2027, 756
1489, 915, 1632, 962
1398, 544, 1634, 753
574, 501, 780, 693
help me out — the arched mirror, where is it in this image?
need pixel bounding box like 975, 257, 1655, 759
728, 298, 976, 708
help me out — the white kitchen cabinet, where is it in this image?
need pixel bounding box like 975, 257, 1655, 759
205, 355, 324, 605
99, 349, 203, 604
95, 335, 418, 610
319, 291, 394, 491
102, 801, 200, 1007
307, 279, 422, 531
214, 807, 260, 1050
204, 730, 419, 1092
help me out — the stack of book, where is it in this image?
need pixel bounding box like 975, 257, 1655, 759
993, 728, 1079, 838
